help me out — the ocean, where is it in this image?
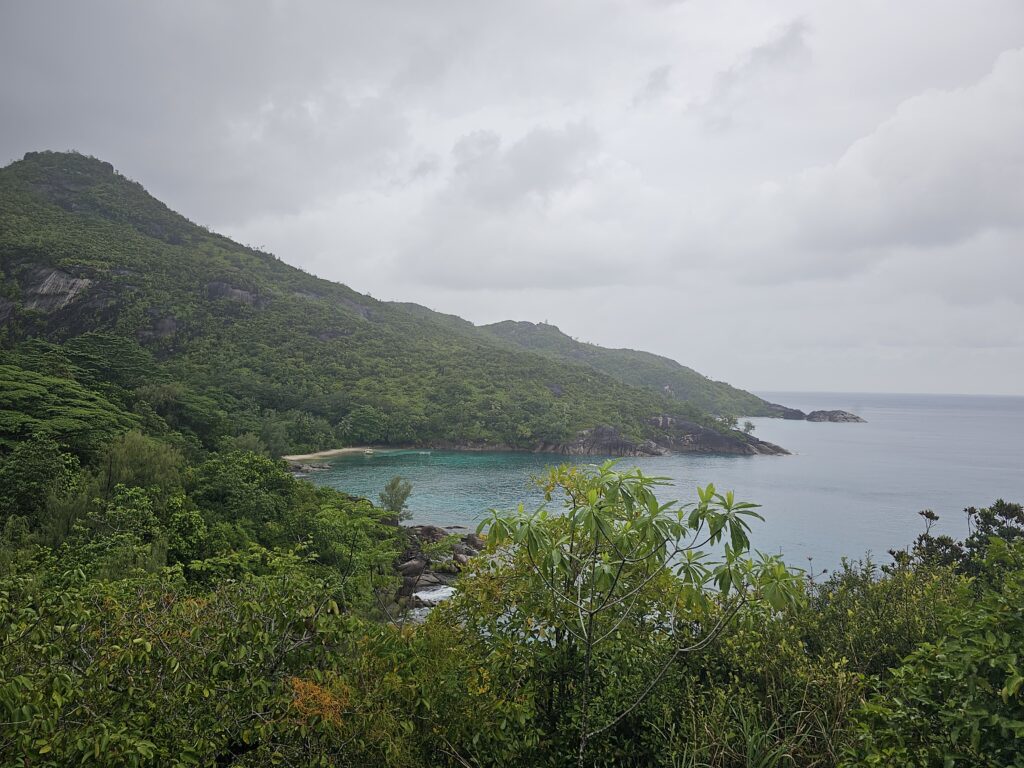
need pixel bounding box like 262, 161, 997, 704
309, 392, 1024, 569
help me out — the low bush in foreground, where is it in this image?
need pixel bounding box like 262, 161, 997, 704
1, 443, 1021, 766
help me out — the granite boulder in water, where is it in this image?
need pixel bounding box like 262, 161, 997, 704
805, 410, 865, 423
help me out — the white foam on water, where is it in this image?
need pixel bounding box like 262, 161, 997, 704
413, 585, 456, 605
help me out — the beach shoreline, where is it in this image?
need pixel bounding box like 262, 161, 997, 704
281, 446, 384, 461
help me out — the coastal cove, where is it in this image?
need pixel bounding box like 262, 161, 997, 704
4, 13, 1023, 762
309, 391, 1024, 569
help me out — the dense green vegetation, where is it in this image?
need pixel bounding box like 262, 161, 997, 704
379, 475, 413, 521
0, 151, 768, 458
1, 150, 1021, 766
0, 362, 138, 454
2, 421, 1022, 766
482, 320, 791, 417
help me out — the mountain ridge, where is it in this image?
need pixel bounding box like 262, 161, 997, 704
0, 150, 788, 457
480, 320, 803, 418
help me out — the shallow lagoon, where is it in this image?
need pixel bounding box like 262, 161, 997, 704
311, 392, 1024, 569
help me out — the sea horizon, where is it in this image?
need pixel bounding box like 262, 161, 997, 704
311, 390, 1024, 569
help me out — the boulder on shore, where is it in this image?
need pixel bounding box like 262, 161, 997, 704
285, 461, 330, 474
397, 557, 427, 577
392, 527, 484, 606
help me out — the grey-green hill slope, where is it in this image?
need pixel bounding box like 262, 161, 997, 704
0, 151, 789, 457
481, 320, 803, 418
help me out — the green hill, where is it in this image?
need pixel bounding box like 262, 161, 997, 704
0, 150, 786, 457
481, 320, 799, 417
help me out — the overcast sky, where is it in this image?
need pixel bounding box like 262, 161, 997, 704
2, 1, 1023, 395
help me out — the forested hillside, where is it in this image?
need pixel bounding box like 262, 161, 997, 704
0, 151, 781, 458
482, 320, 799, 417
0, 151, 1021, 767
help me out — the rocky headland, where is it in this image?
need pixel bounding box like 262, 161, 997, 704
759, 405, 866, 423
280, 402, 872, 471
335, 418, 791, 460
805, 410, 866, 423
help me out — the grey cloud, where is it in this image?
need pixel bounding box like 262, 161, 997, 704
633, 65, 672, 106
726, 47, 1024, 283
391, 44, 454, 96
740, 20, 811, 73
865, 231, 1024, 309
199, 91, 412, 222
699, 19, 812, 131
409, 156, 441, 180
3, 0, 1024, 393
446, 123, 600, 210
452, 131, 503, 169
0, 1, 423, 223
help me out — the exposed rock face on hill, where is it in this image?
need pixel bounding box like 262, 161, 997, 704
23, 268, 93, 312
138, 310, 179, 341
205, 281, 261, 306
806, 410, 866, 423
649, 416, 788, 455
537, 425, 667, 457
761, 403, 809, 420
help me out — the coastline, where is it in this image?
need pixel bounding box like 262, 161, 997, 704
282, 440, 785, 462
281, 446, 388, 461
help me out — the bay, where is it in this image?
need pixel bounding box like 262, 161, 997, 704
310, 392, 1024, 569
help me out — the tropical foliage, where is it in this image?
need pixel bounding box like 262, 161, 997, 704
0, 150, 1021, 766
482, 320, 786, 417
379, 475, 413, 521
0, 151, 761, 458
1, 420, 1020, 767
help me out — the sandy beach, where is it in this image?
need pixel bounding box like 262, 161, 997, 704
281, 446, 384, 461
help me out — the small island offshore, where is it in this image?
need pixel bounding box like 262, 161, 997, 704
806, 409, 866, 422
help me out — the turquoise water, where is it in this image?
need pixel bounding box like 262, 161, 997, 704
310, 392, 1024, 568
